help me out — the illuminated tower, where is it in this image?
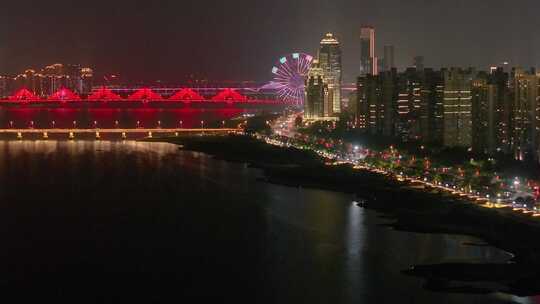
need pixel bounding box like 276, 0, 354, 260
360, 26, 376, 76
304, 60, 327, 119
512, 68, 539, 161
318, 33, 342, 116
443, 68, 474, 148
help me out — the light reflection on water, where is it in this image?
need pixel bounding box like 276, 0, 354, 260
0, 140, 531, 303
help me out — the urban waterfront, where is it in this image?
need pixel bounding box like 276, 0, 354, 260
2, 0, 540, 301
0, 140, 529, 303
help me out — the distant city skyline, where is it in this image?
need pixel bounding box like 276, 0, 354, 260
1, 0, 539, 82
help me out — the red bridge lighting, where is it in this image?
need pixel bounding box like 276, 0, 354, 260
48, 88, 81, 101
211, 89, 248, 102
88, 87, 122, 101
1, 87, 285, 105
168, 88, 204, 101
128, 88, 163, 101
8, 88, 40, 102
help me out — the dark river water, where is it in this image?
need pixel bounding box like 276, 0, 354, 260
0, 140, 535, 303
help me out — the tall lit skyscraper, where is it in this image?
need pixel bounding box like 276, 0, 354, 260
383, 45, 395, 72
304, 60, 327, 120
512, 68, 539, 161
443, 68, 474, 147
360, 26, 376, 76
318, 33, 342, 115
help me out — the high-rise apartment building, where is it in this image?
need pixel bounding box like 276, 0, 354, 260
490, 68, 511, 153
356, 74, 379, 133
396, 68, 421, 141
443, 68, 474, 148
356, 70, 397, 136
471, 73, 494, 154
360, 26, 376, 76
353, 64, 540, 162
512, 68, 539, 161
419, 69, 445, 145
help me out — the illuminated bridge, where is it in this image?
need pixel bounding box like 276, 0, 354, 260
0, 128, 242, 140
1, 87, 283, 107
0, 86, 286, 135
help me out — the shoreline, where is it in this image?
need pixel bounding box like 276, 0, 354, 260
146, 134, 540, 296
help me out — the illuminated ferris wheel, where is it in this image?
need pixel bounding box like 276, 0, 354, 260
271, 53, 314, 104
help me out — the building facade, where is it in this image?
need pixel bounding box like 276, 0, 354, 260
382, 45, 395, 72
512, 69, 539, 161
443, 68, 474, 148
360, 26, 376, 76
318, 33, 342, 116
1, 63, 94, 98
304, 60, 328, 120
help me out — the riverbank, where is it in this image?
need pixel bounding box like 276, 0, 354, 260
147, 134, 540, 296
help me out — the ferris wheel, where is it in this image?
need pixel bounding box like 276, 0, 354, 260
271, 53, 314, 104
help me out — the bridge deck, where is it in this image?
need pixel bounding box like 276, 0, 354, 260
0, 128, 240, 134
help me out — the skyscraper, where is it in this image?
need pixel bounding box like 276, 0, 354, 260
413, 56, 425, 71
304, 60, 327, 119
443, 68, 474, 148
356, 74, 380, 133
360, 26, 376, 76
490, 68, 511, 153
356, 70, 397, 136
471, 73, 491, 154
512, 68, 539, 161
396, 68, 421, 141
318, 33, 342, 115
419, 69, 445, 145
383, 45, 395, 72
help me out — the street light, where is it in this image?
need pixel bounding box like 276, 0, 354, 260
73, 121, 77, 129
179, 121, 183, 129
201, 121, 205, 129
9, 121, 13, 128
137, 121, 141, 128
115, 120, 119, 128
157, 120, 161, 129
52, 121, 55, 128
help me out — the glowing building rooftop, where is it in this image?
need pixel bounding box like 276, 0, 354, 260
320, 33, 339, 45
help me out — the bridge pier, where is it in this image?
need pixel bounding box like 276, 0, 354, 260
95, 132, 101, 140
43, 132, 48, 139
17, 132, 22, 140
148, 131, 153, 138
122, 132, 127, 140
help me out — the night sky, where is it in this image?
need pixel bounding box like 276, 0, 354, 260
1, 0, 538, 82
